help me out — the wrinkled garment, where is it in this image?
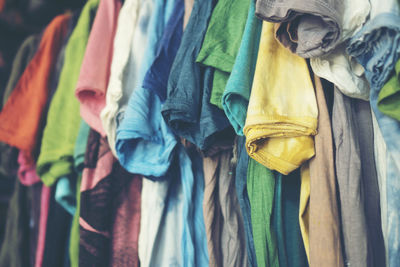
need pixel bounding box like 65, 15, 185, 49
311, 44, 370, 100
309, 76, 344, 267
243, 21, 318, 175
247, 158, 278, 267
195, 0, 250, 109
115, 0, 177, 172
378, 59, 400, 121
36, 0, 99, 187
76, 0, 122, 135
0, 14, 70, 152
255, 0, 343, 57
235, 136, 257, 267
332, 87, 385, 267
142, 0, 184, 102
202, 147, 248, 267
100, 0, 148, 156
222, 0, 262, 135
346, 1, 400, 265
161, 0, 231, 154
310, 0, 371, 100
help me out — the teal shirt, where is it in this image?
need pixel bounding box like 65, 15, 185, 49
222, 0, 262, 135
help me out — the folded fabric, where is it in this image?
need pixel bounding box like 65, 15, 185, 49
255, 0, 342, 57
101, 0, 152, 156
235, 136, 258, 267
310, 0, 370, 100
76, 0, 122, 135
0, 14, 70, 152
247, 158, 278, 267
346, 2, 400, 265
195, 0, 250, 109
161, 0, 231, 154
378, 59, 400, 121
311, 44, 370, 100
55, 177, 76, 216
309, 76, 344, 267
222, 0, 262, 136
36, 0, 100, 187
202, 147, 248, 267
243, 22, 318, 175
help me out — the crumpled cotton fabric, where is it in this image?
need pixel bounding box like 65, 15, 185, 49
310, 0, 371, 100
202, 147, 248, 267
75, 0, 122, 135
255, 0, 343, 58
346, 0, 400, 265
309, 76, 344, 267
243, 21, 318, 175
222, 0, 262, 136
100, 0, 149, 156
36, 0, 99, 187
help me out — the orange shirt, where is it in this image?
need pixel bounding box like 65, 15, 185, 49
0, 13, 70, 152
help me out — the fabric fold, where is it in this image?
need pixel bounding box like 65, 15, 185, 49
309, 76, 344, 267
76, 0, 122, 135
346, 2, 400, 264
310, 0, 371, 100
247, 158, 278, 267
36, 0, 100, 187
255, 0, 342, 57
195, 0, 250, 109
243, 21, 318, 175
202, 147, 248, 267
0, 14, 70, 151
100, 0, 144, 156
161, 0, 232, 154
222, 0, 262, 135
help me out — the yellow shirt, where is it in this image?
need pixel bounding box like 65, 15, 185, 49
243, 21, 318, 175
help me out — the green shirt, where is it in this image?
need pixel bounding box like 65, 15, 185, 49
36, 0, 100, 186
378, 59, 400, 121
247, 158, 279, 267
196, 0, 250, 109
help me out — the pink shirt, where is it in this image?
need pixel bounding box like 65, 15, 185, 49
17, 151, 41, 186
34, 185, 51, 267
76, 0, 122, 135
